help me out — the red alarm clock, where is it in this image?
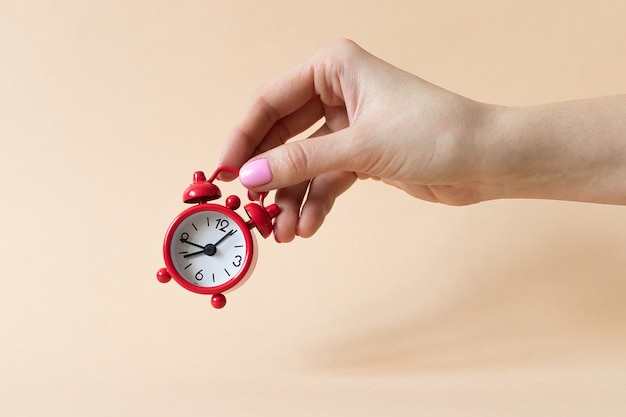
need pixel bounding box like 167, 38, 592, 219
157, 166, 280, 309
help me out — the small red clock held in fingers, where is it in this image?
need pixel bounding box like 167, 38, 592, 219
157, 166, 280, 309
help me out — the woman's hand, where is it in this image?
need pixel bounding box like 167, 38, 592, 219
218, 40, 488, 242
219, 39, 626, 242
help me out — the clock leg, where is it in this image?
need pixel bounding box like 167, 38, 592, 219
156, 268, 172, 283
211, 293, 227, 309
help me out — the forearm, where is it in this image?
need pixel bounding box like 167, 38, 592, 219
476, 95, 626, 205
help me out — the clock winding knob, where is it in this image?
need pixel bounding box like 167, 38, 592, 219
225, 195, 241, 210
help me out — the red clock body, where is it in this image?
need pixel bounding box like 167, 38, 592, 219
157, 168, 279, 309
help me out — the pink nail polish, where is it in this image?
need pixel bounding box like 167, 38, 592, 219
240, 159, 272, 188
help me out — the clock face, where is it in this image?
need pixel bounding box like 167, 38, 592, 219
164, 205, 255, 294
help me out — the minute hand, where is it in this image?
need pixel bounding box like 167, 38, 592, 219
214, 229, 236, 247
181, 240, 205, 250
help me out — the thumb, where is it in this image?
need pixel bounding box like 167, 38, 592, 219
239, 130, 356, 191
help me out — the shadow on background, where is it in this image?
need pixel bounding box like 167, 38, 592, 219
309, 225, 626, 374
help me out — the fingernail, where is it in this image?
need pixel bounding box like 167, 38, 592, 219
240, 159, 272, 188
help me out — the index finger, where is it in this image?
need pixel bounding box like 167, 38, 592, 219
217, 62, 318, 172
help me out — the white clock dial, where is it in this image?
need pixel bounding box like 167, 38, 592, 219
169, 209, 249, 288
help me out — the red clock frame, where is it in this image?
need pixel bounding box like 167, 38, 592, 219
162, 203, 256, 296
157, 168, 279, 309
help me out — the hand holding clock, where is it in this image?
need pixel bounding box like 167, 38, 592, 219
218, 39, 626, 243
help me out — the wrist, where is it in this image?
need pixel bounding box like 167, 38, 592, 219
442, 100, 509, 204
470, 104, 563, 202
472, 97, 626, 204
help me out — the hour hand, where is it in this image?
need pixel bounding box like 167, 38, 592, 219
183, 249, 205, 258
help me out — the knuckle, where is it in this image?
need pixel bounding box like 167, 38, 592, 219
281, 141, 310, 179
253, 93, 281, 127
331, 38, 360, 55
272, 119, 292, 144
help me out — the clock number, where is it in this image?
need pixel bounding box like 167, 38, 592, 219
233, 255, 242, 267
215, 218, 230, 232
195, 270, 204, 281
179, 232, 189, 242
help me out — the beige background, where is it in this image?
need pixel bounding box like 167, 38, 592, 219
1, 0, 626, 415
